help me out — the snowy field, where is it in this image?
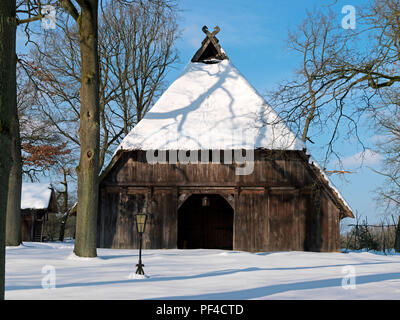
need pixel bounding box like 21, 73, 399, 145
5, 241, 400, 300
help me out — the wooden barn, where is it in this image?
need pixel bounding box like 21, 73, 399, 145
21, 183, 58, 242
98, 26, 354, 252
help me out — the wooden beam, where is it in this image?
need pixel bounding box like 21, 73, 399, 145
177, 193, 191, 210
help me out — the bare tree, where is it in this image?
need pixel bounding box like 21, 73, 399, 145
25, 0, 179, 172
271, 1, 400, 157
24, 0, 179, 257
269, 0, 400, 243
268, 8, 370, 168
99, 0, 179, 136
16, 67, 69, 179
54, 0, 101, 258
374, 93, 400, 211
271, 10, 341, 142
2, 0, 51, 297
5, 0, 59, 250
13, 0, 178, 258
372, 89, 400, 251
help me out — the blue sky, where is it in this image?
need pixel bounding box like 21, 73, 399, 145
16, 0, 387, 224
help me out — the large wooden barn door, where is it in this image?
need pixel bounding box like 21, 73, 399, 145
268, 191, 302, 251
235, 191, 269, 252
177, 194, 233, 250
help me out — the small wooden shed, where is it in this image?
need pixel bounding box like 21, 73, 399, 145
21, 183, 58, 242
97, 26, 354, 252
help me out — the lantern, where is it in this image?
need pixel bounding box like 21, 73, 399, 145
135, 212, 148, 234
202, 196, 210, 207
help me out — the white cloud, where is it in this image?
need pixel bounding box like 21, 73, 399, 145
339, 149, 382, 168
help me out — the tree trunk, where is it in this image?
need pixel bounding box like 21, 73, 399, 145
59, 212, 69, 242
74, 1, 100, 258
395, 216, 400, 253
0, 0, 16, 300
62, 168, 69, 213
6, 108, 22, 246
59, 169, 69, 242
301, 77, 317, 142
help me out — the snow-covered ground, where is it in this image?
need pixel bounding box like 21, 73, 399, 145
5, 241, 400, 299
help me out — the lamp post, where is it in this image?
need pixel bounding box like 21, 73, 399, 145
135, 208, 148, 275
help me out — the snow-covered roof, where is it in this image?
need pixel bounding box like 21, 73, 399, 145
116, 59, 305, 152
21, 183, 53, 210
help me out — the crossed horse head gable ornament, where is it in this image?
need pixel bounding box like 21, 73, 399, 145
191, 25, 228, 63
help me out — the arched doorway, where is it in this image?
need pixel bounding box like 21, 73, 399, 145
178, 194, 234, 250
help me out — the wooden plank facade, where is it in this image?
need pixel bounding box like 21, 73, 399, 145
97, 149, 353, 252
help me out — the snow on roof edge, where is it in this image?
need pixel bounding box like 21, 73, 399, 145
307, 154, 354, 217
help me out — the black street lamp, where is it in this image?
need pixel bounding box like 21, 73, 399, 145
135, 208, 148, 275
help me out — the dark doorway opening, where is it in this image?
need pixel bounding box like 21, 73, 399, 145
178, 194, 233, 250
